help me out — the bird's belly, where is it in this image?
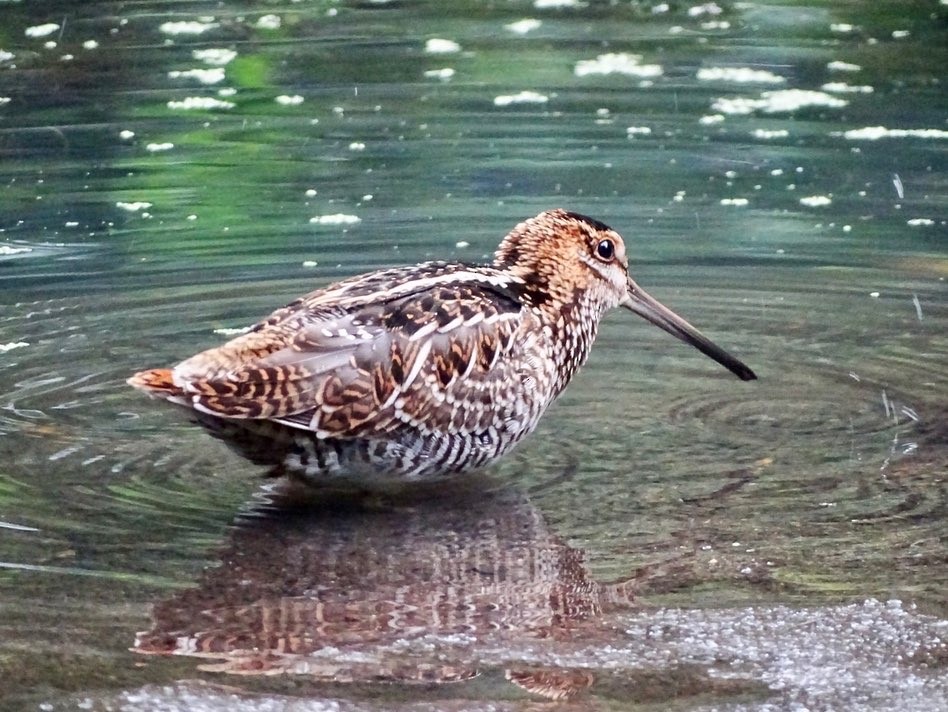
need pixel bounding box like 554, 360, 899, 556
283, 425, 536, 483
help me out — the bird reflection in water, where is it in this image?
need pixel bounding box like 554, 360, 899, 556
134, 415, 638, 701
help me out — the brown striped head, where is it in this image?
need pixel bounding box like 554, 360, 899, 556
495, 209, 757, 381
493, 209, 630, 313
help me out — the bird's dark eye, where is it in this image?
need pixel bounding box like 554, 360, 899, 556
595, 239, 615, 261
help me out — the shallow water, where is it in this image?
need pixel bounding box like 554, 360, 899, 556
1, 1, 946, 710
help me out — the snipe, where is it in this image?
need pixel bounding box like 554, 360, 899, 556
129, 209, 755, 482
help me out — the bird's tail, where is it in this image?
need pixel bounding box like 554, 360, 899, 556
127, 368, 183, 398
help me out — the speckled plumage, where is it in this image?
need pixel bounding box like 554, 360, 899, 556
129, 209, 756, 482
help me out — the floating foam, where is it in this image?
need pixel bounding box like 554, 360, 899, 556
167, 97, 235, 110
712, 89, 846, 115
842, 126, 948, 140
534, 0, 585, 7
821, 82, 873, 94
697, 67, 785, 84
575, 53, 662, 78
168, 68, 225, 84
193, 49, 237, 66
425, 38, 460, 54
25, 23, 60, 38
309, 214, 362, 225
159, 21, 218, 35
752, 128, 789, 139
255, 14, 281, 30
494, 91, 549, 106
506, 19, 542, 34
827, 60, 861, 72
688, 2, 722, 16
424, 68, 455, 80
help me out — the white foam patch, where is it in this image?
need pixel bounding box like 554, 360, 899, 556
425, 38, 460, 54
116, 201, 152, 211
506, 19, 542, 34
697, 67, 785, 84
842, 126, 948, 140
712, 89, 847, 115
0, 341, 29, 352
309, 214, 361, 225
0, 246, 31, 256
159, 21, 218, 35
0, 50, 14, 62
534, 0, 585, 7
575, 53, 662, 78
255, 14, 281, 30
827, 60, 861, 72
752, 128, 789, 139
193, 48, 236, 66
721, 198, 749, 206
25, 23, 60, 38
688, 2, 723, 16
626, 126, 652, 137
145, 142, 174, 152
167, 96, 235, 110
423, 67, 455, 80
493, 90, 548, 106
275, 94, 304, 105
907, 218, 934, 226
699, 114, 725, 125
168, 68, 225, 84
800, 195, 832, 207
821, 82, 873, 94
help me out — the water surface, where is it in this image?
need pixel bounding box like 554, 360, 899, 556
1, 1, 946, 710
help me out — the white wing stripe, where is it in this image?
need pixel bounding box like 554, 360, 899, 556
402, 339, 432, 390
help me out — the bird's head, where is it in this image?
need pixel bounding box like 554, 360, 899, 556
494, 209, 756, 381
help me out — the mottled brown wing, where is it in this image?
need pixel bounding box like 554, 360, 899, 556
170, 278, 528, 438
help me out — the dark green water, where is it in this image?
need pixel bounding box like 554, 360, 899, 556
1, 1, 946, 710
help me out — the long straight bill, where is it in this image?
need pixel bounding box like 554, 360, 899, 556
622, 279, 757, 381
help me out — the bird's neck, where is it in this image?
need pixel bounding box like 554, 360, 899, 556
534, 286, 606, 396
